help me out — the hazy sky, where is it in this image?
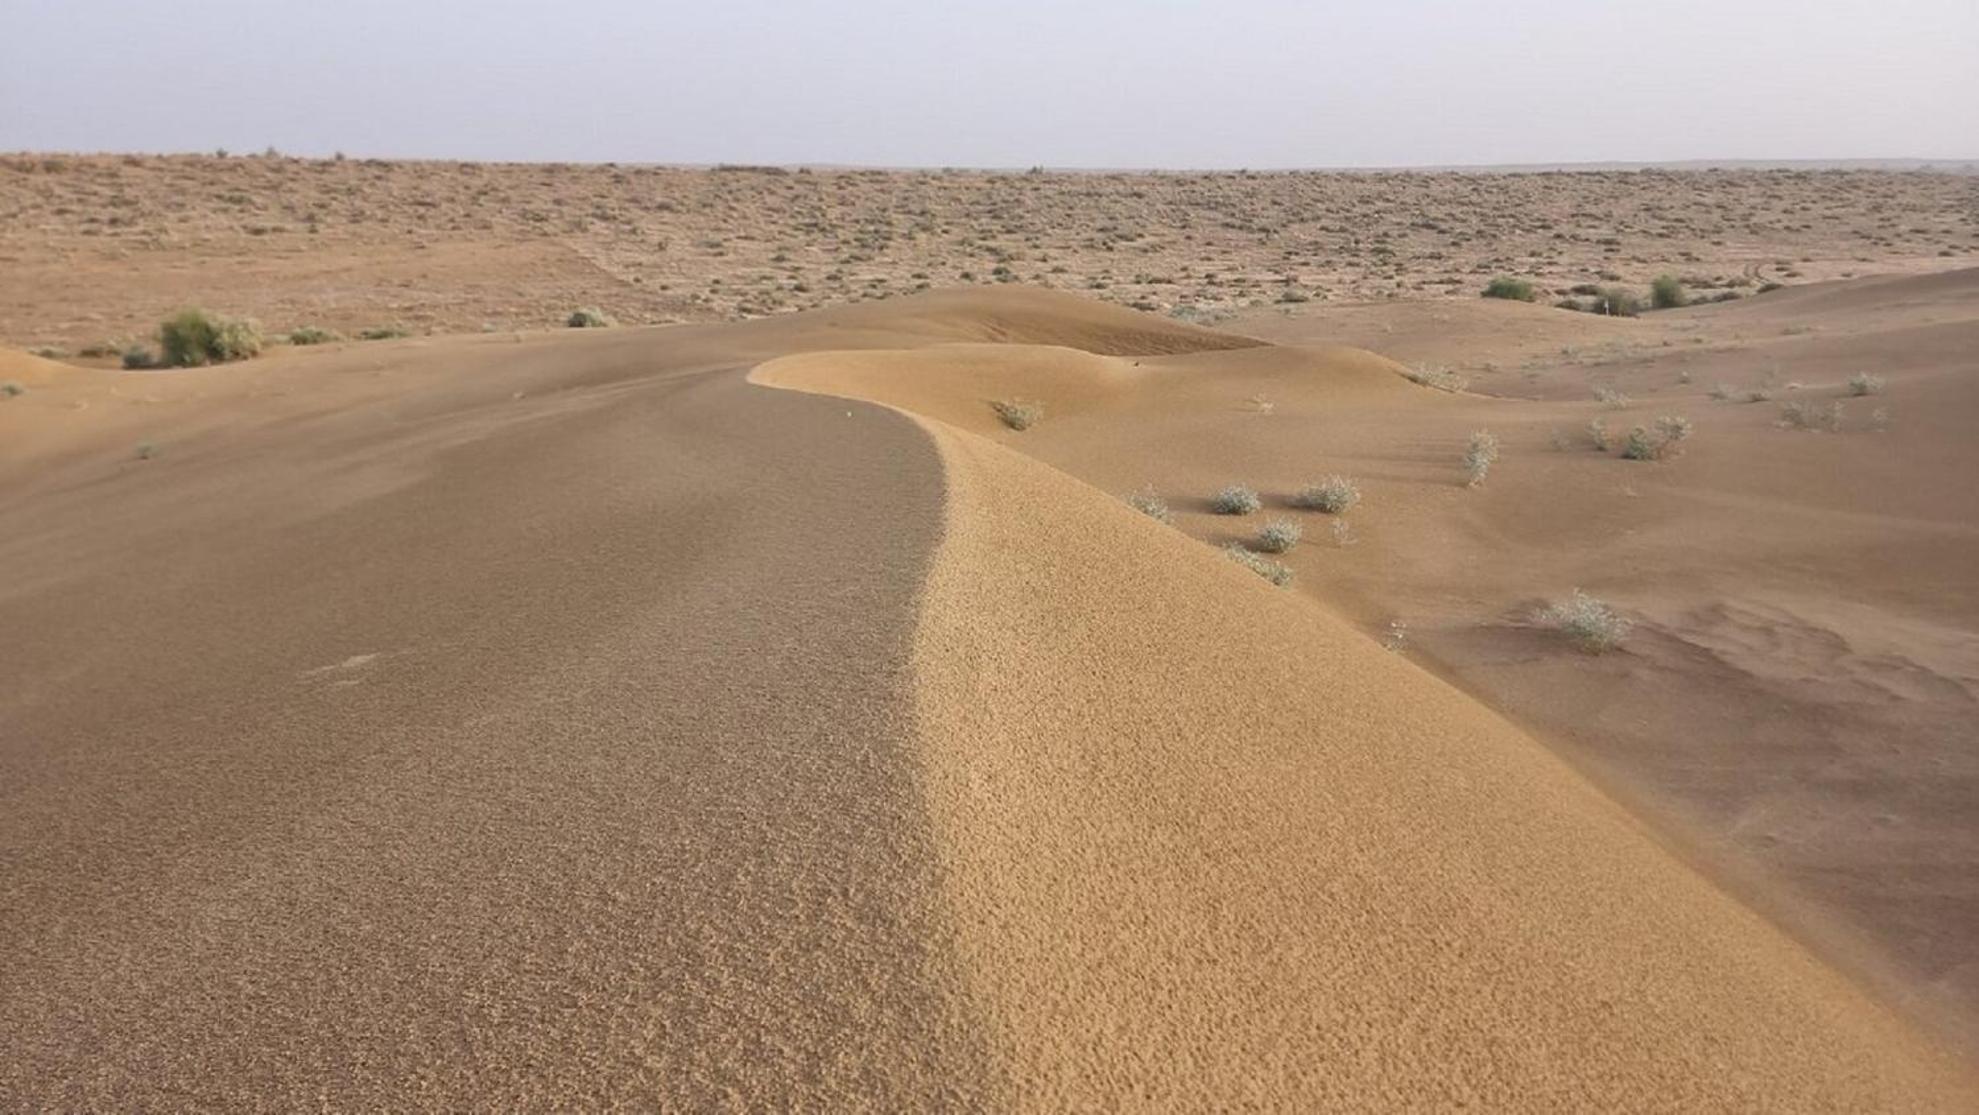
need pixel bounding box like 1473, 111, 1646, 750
3, 0, 1975, 167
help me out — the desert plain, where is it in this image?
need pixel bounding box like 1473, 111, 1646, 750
2, 156, 1978, 1109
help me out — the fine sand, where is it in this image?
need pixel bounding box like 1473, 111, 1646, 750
2, 286, 1975, 1107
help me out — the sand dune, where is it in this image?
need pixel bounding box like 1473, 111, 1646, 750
3, 283, 1975, 1106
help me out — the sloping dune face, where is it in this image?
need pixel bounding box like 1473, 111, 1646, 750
2, 287, 1973, 1107
899, 423, 1966, 1109
752, 288, 1978, 1106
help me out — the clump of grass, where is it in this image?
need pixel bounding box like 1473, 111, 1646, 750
991, 399, 1043, 431
1291, 475, 1361, 514
1539, 589, 1633, 653
1403, 364, 1469, 393
1621, 416, 1691, 460
1871, 407, 1892, 431
0, 381, 23, 398
567, 307, 614, 328
1126, 487, 1172, 524
122, 345, 157, 369
1780, 400, 1843, 432
1210, 484, 1262, 515
1587, 417, 1610, 451
1593, 385, 1632, 409
1847, 372, 1885, 397
1463, 430, 1500, 487
1253, 518, 1303, 553
1246, 393, 1276, 415
286, 325, 340, 345
357, 324, 411, 341
1650, 274, 1687, 309
1223, 544, 1293, 586
158, 309, 262, 367
1482, 277, 1535, 301
1592, 287, 1643, 317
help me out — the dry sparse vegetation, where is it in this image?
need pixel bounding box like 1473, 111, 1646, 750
1540, 589, 1633, 653
991, 398, 1044, 431
1223, 544, 1293, 586
1127, 487, 1172, 524
1291, 475, 1361, 514
1253, 518, 1304, 553
1210, 485, 1262, 515
1463, 431, 1500, 487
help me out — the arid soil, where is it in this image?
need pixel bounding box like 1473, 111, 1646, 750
3, 160, 1978, 1108
1, 154, 1974, 352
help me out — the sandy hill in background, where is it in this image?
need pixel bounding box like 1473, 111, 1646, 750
2, 153, 1974, 354
3, 277, 1975, 1107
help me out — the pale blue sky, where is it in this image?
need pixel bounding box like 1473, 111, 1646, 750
2, 0, 1974, 167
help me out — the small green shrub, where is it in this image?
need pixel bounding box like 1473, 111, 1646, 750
1210, 485, 1262, 515
0, 381, 23, 398
567, 307, 614, 328
1291, 475, 1361, 514
1650, 274, 1687, 309
158, 309, 262, 367
122, 346, 157, 369
1223, 544, 1293, 586
1539, 589, 1632, 653
1593, 386, 1632, 409
1463, 431, 1500, 487
1254, 518, 1303, 553
1846, 373, 1885, 397
991, 399, 1043, 431
1482, 277, 1536, 301
357, 325, 411, 341
1620, 415, 1693, 460
286, 325, 340, 345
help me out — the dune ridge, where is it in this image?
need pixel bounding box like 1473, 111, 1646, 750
749, 292, 1978, 1106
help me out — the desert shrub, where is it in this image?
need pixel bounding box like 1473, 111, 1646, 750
286, 325, 340, 345
1593, 385, 1631, 408
122, 345, 157, 369
1403, 364, 1469, 392
1539, 589, 1632, 653
1482, 277, 1536, 301
1650, 274, 1687, 309
567, 307, 614, 328
1223, 544, 1293, 586
357, 325, 411, 341
1463, 431, 1500, 487
1127, 487, 1172, 524
1780, 400, 1842, 432
1709, 383, 1737, 401
1847, 372, 1885, 397
1621, 415, 1692, 460
1587, 417, 1610, 450
1254, 518, 1304, 553
1210, 484, 1262, 515
991, 399, 1043, 430
0, 381, 23, 397
159, 309, 263, 367
1291, 475, 1361, 514
134, 441, 158, 460
1592, 287, 1643, 317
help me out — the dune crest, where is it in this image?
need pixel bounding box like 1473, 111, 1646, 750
746, 286, 1978, 1105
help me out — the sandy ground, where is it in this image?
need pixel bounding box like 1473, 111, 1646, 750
4, 280, 1977, 1105
2, 154, 1974, 352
